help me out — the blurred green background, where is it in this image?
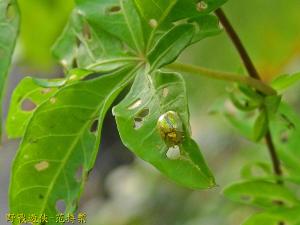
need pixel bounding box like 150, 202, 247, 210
1, 0, 300, 225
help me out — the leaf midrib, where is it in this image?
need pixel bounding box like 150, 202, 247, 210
37, 67, 138, 215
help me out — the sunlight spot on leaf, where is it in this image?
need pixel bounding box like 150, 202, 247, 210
34, 161, 49, 172
128, 99, 142, 110
149, 19, 158, 28
21, 99, 36, 112
107, 5, 121, 15
56, 199, 66, 213
166, 146, 181, 160
196, 1, 208, 12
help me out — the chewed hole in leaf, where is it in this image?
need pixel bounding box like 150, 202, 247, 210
162, 88, 169, 97
240, 195, 252, 202
272, 199, 284, 206
34, 161, 49, 172
280, 130, 289, 143
134, 117, 143, 129
50, 97, 57, 104
196, 1, 208, 12
128, 99, 142, 110
56, 199, 66, 213
107, 5, 121, 14
166, 146, 181, 160
41, 88, 52, 94
6, 3, 16, 20
136, 108, 150, 118
133, 108, 150, 129
75, 165, 83, 182
90, 119, 98, 133
21, 99, 36, 111
72, 57, 78, 68
82, 22, 92, 40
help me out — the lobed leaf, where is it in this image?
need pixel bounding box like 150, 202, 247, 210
223, 180, 299, 209
269, 103, 300, 184
243, 206, 300, 225
9, 66, 138, 224
6, 77, 60, 138
113, 70, 215, 189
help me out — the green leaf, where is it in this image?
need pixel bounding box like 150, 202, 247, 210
271, 72, 300, 92
148, 24, 195, 70
269, 103, 300, 183
9, 66, 138, 223
52, 10, 135, 72
76, 0, 145, 54
190, 14, 222, 43
0, 0, 19, 136
113, 70, 215, 189
9, 0, 229, 217
243, 207, 300, 225
6, 77, 60, 138
223, 180, 299, 209
253, 109, 268, 142
54, 0, 225, 72
167, 0, 227, 23
241, 162, 272, 180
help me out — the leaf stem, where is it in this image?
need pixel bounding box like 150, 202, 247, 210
167, 62, 276, 95
215, 8, 283, 183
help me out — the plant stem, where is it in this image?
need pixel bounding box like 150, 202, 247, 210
215, 8, 283, 182
167, 63, 276, 95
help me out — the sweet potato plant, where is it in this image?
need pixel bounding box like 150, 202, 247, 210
1, 0, 300, 224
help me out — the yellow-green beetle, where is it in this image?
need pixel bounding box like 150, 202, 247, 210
157, 111, 184, 147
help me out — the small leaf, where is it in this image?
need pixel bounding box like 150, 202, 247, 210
243, 206, 300, 225
253, 109, 268, 142
264, 95, 281, 119
271, 72, 300, 92
223, 180, 299, 209
241, 162, 272, 180
113, 70, 215, 189
148, 24, 195, 70
190, 14, 222, 43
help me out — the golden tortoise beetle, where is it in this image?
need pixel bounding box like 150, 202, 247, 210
157, 111, 184, 147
